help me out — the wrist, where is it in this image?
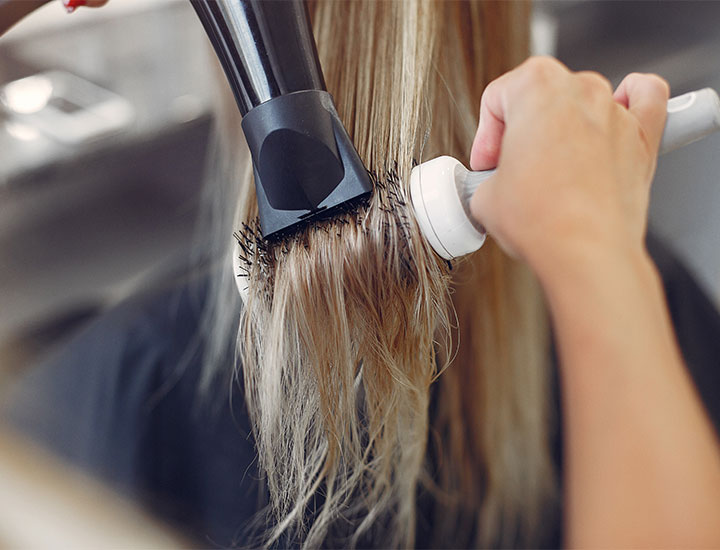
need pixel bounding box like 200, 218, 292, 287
531, 235, 656, 299
536, 236, 675, 379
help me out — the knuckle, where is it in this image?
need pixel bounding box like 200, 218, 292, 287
576, 71, 613, 100
624, 71, 643, 83
580, 71, 612, 91
521, 56, 564, 83
620, 72, 644, 93
481, 79, 497, 101
624, 72, 670, 96
625, 73, 670, 91
645, 73, 671, 97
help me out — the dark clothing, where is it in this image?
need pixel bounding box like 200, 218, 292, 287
5, 274, 263, 547
646, 236, 720, 435
5, 234, 720, 548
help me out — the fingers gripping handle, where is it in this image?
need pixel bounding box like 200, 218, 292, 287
411, 88, 720, 260
461, 89, 720, 198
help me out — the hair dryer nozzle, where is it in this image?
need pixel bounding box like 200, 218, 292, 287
242, 90, 371, 238
191, 0, 372, 238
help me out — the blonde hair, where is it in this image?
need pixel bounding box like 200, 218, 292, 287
202, 1, 558, 547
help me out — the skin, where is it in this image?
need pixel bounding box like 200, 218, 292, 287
471, 56, 720, 547
0, 0, 108, 36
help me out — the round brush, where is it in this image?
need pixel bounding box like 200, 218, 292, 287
411, 88, 720, 260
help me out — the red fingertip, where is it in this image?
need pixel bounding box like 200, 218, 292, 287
64, 0, 87, 12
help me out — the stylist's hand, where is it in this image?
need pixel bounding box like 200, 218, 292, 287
1, 0, 109, 37
469, 56, 669, 280
61, 0, 109, 13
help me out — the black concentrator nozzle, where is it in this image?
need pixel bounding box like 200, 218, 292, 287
190, 0, 372, 239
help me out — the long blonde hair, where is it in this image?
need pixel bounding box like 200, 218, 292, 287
201, 1, 557, 547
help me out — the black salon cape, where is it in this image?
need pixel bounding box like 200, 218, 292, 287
5, 234, 720, 549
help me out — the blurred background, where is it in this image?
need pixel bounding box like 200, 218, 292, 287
0, 0, 719, 544
0, 0, 213, 388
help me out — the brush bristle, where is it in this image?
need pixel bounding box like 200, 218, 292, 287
233, 163, 419, 299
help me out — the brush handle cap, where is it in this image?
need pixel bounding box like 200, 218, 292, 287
660, 88, 720, 154
410, 156, 487, 260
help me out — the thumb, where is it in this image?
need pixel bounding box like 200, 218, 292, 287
468, 172, 494, 231
469, 177, 520, 259
470, 72, 515, 171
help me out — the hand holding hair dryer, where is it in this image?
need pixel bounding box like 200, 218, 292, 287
411, 88, 720, 260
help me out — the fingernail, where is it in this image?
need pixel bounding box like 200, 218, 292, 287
62, 0, 87, 13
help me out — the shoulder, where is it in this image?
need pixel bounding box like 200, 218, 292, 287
3, 273, 222, 482
4, 275, 204, 464
4, 272, 262, 544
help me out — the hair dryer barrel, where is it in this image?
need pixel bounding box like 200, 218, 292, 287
189, 0, 325, 115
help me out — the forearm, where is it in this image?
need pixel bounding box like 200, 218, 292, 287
0, 0, 50, 36
539, 246, 720, 547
